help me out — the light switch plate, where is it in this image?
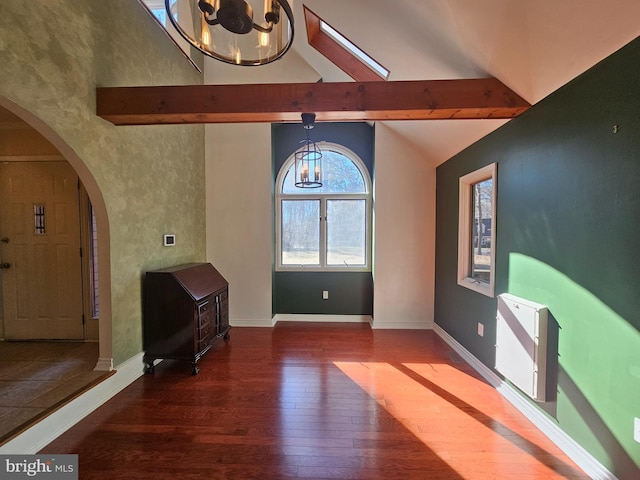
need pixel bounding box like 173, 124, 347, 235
322, 290, 329, 300
634, 417, 640, 444
477, 322, 484, 337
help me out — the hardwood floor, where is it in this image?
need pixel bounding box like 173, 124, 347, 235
41, 323, 588, 479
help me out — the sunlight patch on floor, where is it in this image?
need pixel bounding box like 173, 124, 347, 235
334, 360, 577, 479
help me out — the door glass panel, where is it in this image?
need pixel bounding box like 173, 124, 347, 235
33, 204, 46, 235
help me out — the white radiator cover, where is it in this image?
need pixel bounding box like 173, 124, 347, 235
495, 293, 548, 402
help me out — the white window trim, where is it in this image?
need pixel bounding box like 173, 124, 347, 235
457, 163, 497, 297
275, 142, 372, 272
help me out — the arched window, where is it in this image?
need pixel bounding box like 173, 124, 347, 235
276, 142, 372, 271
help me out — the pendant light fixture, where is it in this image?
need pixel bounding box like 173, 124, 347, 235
165, 0, 294, 66
295, 113, 323, 188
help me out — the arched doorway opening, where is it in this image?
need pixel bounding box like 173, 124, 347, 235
0, 97, 113, 438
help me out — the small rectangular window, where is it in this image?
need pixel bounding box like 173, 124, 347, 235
458, 164, 496, 296
151, 8, 167, 25
470, 178, 493, 283
89, 203, 100, 318
319, 20, 390, 80
34, 204, 46, 235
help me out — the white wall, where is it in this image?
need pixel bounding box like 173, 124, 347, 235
372, 123, 435, 329
205, 122, 437, 329
203, 55, 435, 329
205, 123, 274, 326
203, 49, 319, 326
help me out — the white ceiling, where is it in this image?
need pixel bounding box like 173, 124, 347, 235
280, 0, 640, 165
6, 1, 640, 167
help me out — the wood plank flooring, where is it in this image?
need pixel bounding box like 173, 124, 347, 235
41, 323, 589, 479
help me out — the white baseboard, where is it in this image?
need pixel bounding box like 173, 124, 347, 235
93, 357, 113, 372
231, 315, 429, 329
432, 323, 617, 480
273, 314, 372, 324
371, 319, 432, 329
0, 352, 147, 454
230, 318, 276, 327
4, 323, 616, 478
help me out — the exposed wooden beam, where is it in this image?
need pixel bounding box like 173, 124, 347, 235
96, 78, 531, 125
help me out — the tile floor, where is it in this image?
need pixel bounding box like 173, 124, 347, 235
0, 341, 107, 444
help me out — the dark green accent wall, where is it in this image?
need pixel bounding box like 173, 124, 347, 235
272, 122, 374, 315
272, 122, 374, 175
275, 272, 373, 315
435, 37, 640, 477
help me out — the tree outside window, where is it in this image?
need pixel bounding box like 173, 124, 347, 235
276, 144, 372, 272
471, 178, 493, 283
458, 163, 497, 297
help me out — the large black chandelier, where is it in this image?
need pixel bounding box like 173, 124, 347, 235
165, 0, 294, 66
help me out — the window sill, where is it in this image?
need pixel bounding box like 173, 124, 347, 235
277, 265, 371, 273
458, 276, 495, 298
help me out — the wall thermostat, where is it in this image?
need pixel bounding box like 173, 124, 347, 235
163, 234, 176, 247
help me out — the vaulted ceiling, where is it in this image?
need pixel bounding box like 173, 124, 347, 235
5, 1, 640, 168
200, 0, 640, 165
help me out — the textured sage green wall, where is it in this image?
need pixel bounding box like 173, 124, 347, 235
435, 38, 640, 477
0, 1, 205, 365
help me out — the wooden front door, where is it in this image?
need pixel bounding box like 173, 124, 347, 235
0, 161, 84, 340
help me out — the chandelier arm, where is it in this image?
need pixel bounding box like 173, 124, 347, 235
204, 14, 220, 26
252, 22, 274, 33
276, 0, 294, 28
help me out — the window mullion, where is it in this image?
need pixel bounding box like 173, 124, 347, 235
275, 142, 372, 272
319, 198, 327, 267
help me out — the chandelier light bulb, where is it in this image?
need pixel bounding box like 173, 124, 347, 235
165, 0, 294, 66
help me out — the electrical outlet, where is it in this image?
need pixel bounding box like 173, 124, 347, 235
634, 417, 640, 444
322, 290, 329, 300
477, 322, 484, 337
